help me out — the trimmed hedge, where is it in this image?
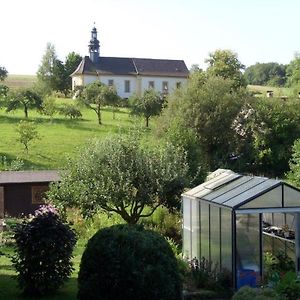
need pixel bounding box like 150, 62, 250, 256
78, 224, 182, 300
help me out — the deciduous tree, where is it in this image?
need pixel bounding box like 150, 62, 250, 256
48, 134, 189, 224
0, 66, 8, 81
205, 49, 246, 89
129, 89, 163, 127
16, 121, 40, 153
6, 88, 43, 118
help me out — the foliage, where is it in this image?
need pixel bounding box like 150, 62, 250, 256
232, 286, 280, 300
263, 251, 295, 284
248, 98, 300, 177
0, 155, 24, 171
16, 120, 40, 153
59, 103, 82, 119
205, 49, 246, 89
64, 52, 82, 90
78, 81, 118, 125
275, 271, 300, 300
6, 88, 43, 118
186, 257, 232, 295
12, 205, 77, 297
48, 133, 189, 224
0, 66, 8, 81
287, 139, 300, 187
244, 62, 287, 87
286, 53, 300, 87
159, 73, 250, 171
77, 224, 182, 300
41, 96, 58, 119
129, 89, 163, 127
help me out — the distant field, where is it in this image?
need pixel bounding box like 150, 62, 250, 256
0, 99, 149, 170
248, 84, 293, 97
4, 74, 37, 89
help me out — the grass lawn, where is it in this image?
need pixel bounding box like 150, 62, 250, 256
248, 84, 293, 97
0, 99, 150, 170
4, 74, 37, 90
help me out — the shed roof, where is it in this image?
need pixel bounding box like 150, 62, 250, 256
0, 170, 60, 184
182, 169, 300, 210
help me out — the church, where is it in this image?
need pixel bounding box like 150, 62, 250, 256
71, 27, 189, 98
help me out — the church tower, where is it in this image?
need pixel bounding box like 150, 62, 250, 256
89, 26, 100, 63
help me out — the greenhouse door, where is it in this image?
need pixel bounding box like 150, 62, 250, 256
235, 213, 261, 289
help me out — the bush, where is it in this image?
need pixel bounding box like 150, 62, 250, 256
12, 205, 77, 296
232, 286, 280, 300
59, 104, 82, 119
78, 224, 182, 300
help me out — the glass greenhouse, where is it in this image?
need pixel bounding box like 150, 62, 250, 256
182, 169, 300, 289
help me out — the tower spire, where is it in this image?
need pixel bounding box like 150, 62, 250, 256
89, 24, 100, 63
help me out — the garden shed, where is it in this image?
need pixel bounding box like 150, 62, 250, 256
182, 169, 300, 289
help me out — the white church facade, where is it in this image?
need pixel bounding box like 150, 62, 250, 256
71, 27, 189, 98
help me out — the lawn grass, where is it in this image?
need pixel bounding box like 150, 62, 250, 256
0, 99, 149, 170
4, 74, 37, 90
248, 84, 293, 97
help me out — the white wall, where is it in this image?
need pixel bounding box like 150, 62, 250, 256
73, 74, 188, 98
140, 76, 187, 95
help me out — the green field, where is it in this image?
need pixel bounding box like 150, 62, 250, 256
0, 101, 148, 170
248, 84, 293, 97
4, 74, 37, 89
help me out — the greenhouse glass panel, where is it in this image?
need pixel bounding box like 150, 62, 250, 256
284, 186, 300, 207
210, 205, 220, 268
240, 186, 282, 209
191, 199, 200, 259
236, 214, 260, 280
183, 197, 191, 258
201, 201, 209, 261
221, 208, 232, 272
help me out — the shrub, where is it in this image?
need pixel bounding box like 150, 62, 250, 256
78, 224, 182, 300
59, 104, 82, 119
275, 271, 300, 300
232, 286, 280, 300
12, 205, 77, 296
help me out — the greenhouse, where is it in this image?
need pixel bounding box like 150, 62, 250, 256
182, 169, 300, 289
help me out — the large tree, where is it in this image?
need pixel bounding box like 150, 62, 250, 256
205, 49, 246, 89
286, 53, 300, 87
244, 62, 287, 86
129, 89, 163, 127
0, 66, 8, 81
6, 88, 43, 118
78, 81, 118, 125
48, 134, 188, 224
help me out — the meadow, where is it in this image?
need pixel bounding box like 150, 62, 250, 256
0, 101, 150, 170
4, 74, 37, 90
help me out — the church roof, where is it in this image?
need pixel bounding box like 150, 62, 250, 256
71, 56, 189, 78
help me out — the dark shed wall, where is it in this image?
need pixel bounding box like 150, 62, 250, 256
3, 182, 49, 217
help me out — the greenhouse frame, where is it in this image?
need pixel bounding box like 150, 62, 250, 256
182, 169, 300, 289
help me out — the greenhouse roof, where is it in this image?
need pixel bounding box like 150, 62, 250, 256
182, 169, 300, 210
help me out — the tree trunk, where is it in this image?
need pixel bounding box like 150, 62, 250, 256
146, 116, 149, 127
97, 107, 102, 125
24, 106, 28, 118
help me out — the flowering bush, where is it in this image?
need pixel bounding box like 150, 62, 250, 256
12, 204, 77, 296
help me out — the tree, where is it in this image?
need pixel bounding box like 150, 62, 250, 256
161, 74, 249, 170
16, 121, 40, 153
37, 43, 58, 95
78, 81, 117, 125
48, 134, 188, 224
65, 52, 82, 90
287, 139, 300, 187
6, 88, 43, 118
244, 62, 287, 86
41, 97, 57, 120
205, 49, 246, 89
129, 89, 163, 127
286, 53, 300, 87
0, 66, 8, 81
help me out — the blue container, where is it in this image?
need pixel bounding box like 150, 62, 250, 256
237, 269, 257, 289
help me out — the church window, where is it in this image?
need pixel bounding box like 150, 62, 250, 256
148, 81, 155, 89
125, 80, 130, 93
108, 79, 114, 86
176, 82, 182, 88
162, 81, 169, 93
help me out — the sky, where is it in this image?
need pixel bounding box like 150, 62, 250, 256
1, 0, 300, 75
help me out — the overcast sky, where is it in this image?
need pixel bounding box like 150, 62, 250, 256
1, 0, 300, 74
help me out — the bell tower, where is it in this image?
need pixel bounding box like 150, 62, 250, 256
88, 25, 100, 63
